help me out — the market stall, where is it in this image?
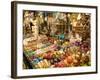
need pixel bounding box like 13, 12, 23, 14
23, 11, 91, 69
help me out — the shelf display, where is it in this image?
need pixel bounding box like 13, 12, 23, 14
23, 10, 91, 69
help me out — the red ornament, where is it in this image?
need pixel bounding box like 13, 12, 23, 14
67, 56, 73, 64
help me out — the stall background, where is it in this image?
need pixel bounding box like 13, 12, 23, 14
0, 0, 99, 80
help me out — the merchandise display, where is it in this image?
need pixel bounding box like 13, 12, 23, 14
23, 11, 91, 69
